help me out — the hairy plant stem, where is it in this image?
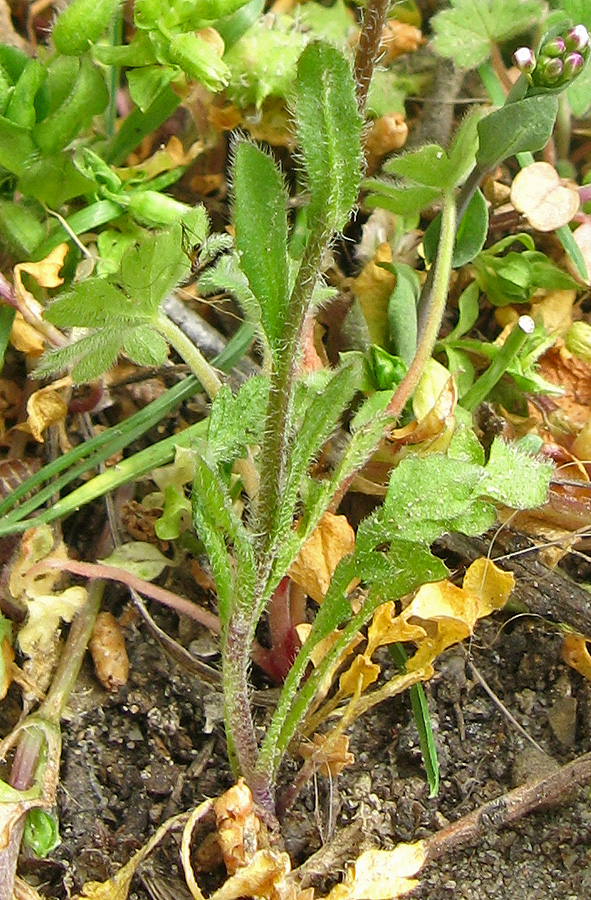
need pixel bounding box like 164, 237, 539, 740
387, 190, 457, 418
0, 580, 105, 899
353, 0, 390, 112
155, 312, 223, 400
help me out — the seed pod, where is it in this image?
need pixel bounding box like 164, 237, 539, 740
52, 0, 121, 56
127, 189, 193, 227
89, 611, 129, 691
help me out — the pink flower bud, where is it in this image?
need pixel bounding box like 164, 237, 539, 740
541, 36, 566, 58
565, 25, 590, 53
513, 47, 536, 73
563, 51, 585, 79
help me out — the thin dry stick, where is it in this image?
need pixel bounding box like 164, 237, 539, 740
424, 752, 591, 863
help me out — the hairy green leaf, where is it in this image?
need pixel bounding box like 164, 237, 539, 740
233, 141, 289, 351
207, 376, 268, 463
295, 41, 363, 234
480, 438, 552, 508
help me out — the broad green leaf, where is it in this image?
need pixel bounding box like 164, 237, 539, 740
127, 65, 176, 112
479, 438, 552, 508
558, 0, 591, 28
100, 542, 171, 581
384, 143, 453, 190
364, 180, 440, 217
233, 142, 289, 351
447, 108, 484, 186
423, 188, 488, 267
295, 42, 363, 234
432, 0, 544, 69
224, 18, 308, 108
476, 95, 559, 169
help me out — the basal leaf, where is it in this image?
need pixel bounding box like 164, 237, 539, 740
233, 141, 289, 352
432, 0, 544, 70
476, 94, 559, 169
295, 41, 363, 234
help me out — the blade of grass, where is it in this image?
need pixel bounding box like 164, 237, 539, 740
0, 322, 255, 527
389, 642, 439, 798
103, 84, 181, 166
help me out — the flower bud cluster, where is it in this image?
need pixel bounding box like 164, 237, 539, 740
512, 24, 589, 88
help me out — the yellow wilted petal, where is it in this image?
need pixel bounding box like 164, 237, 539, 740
10, 311, 45, 356
462, 558, 515, 618
23, 386, 68, 442
367, 602, 427, 657
337, 653, 380, 699
511, 162, 580, 232
210, 850, 292, 900
561, 633, 591, 680
289, 513, 355, 603
325, 842, 426, 900
16, 243, 68, 288
406, 581, 479, 631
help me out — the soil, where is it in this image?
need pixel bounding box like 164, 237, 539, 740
10, 572, 591, 900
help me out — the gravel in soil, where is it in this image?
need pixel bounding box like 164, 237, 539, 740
13, 610, 591, 899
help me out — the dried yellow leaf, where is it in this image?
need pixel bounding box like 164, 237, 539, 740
213, 778, 260, 874
366, 602, 427, 658
462, 558, 515, 618
16, 243, 68, 289
210, 849, 292, 900
562, 633, 591, 680
10, 311, 45, 356
337, 653, 380, 699
325, 842, 426, 900
289, 513, 356, 603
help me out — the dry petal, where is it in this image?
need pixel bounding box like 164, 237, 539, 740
298, 733, 354, 777
511, 162, 580, 232
213, 778, 260, 874
325, 842, 426, 900
289, 513, 355, 603
562, 633, 591, 680
16, 243, 68, 289
89, 612, 129, 691
23, 386, 68, 442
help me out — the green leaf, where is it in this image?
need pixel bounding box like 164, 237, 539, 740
440, 280, 480, 343
192, 453, 255, 626
197, 251, 262, 336
476, 95, 559, 169
207, 376, 268, 463
116, 223, 191, 311
480, 438, 552, 508
295, 41, 363, 233
385, 262, 419, 365
385, 144, 454, 190
364, 180, 440, 217
122, 325, 169, 367
127, 65, 176, 112
233, 142, 289, 351
423, 188, 488, 267
431, 0, 544, 70
18, 153, 96, 206
23, 809, 60, 858
383, 455, 492, 543
100, 541, 171, 581
46, 280, 140, 328
223, 17, 307, 108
